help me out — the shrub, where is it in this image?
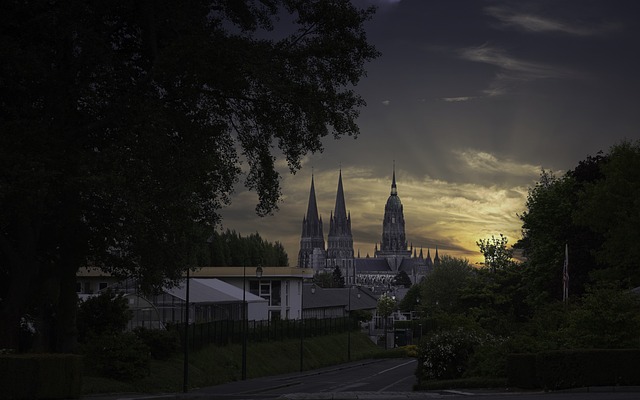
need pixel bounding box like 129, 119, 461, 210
133, 327, 181, 360
83, 332, 150, 381
77, 290, 132, 343
417, 328, 494, 382
0, 354, 83, 399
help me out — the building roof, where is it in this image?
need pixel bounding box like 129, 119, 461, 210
303, 284, 378, 312
165, 278, 267, 305
190, 266, 314, 279
355, 258, 391, 273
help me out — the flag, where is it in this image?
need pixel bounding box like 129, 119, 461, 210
562, 244, 569, 302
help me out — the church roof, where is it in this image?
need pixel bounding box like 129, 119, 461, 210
355, 258, 391, 272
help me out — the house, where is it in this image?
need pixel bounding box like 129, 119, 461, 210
76, 265, 315, 323
303, 284, 378, 319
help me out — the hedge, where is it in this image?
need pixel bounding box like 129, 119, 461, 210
507, 349, 640, 390
0, 354, 82, 399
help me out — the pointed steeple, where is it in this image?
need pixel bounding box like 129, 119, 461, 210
434, 246, 440, 265
334, 169, 348, 221
391, 161, 397, 196
298, 174, 325, 268
327, 169, 354, 268
306, 174, 319, 228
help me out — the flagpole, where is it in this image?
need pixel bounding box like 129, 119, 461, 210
563, 244, 569, 303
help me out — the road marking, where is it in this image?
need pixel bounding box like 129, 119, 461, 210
374, 359, 417, 376
443, 389, 475, 395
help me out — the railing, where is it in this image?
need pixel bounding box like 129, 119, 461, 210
172, 317, 359, 350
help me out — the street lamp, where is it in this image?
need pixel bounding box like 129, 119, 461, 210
241, 263, 247, 380
347, 285, 361, 361
242, 264, 263, 380
183, 268, 191, 393
300, 280, 315, 372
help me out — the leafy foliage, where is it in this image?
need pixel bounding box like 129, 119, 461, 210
133, 327, 181, 361
476, 234, 514, 272
207, 229, 288, 266
77, 291, 132, 343
376, 294, 396, 318
83, 332, 150, 381
392, 270, 412, 288
417, 327, 497, 381
0, 0, 378, 350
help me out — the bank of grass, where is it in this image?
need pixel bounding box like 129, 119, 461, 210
82, 332, 396, 395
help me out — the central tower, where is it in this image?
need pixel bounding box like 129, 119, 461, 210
376, 164, 411, 262
326, 170, 355, 283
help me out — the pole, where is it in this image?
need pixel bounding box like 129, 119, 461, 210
183, 268, 190, 393
347, 285, 352, 361
242, 263, 247, 380
300, 279, 304, 372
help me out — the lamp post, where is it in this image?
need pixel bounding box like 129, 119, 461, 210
241, 262, 247, 380
242, 264, 263, 380
300, 280, 315, 372
347, 285, 361, 361
183, 268, 190, 393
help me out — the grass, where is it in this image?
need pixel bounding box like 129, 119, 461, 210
81, 332, 390, 395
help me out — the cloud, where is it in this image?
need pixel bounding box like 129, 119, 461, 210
484, 5, 617, 36
453, 149, 541, 178
459, 43, 578, 96
381, 100, 391, 106
219, 154, 543, 265
442, 96, 474, 102
461, 44, 569, 80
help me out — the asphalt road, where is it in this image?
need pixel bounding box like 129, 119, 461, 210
84, 358, 640, 400
187, 358, 418, 398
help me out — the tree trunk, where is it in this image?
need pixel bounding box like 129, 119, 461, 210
0, 216, 41, 351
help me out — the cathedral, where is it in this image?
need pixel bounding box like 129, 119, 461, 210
297, 166, 439, 288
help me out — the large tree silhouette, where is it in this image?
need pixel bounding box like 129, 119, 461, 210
0, 0, 378, 351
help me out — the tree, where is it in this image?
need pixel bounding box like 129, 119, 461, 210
207, 230, 288, 266
476, 234, 514, 272
332, 266, 345, 288
0, 1, 379, 351
420, 256, 474, 315
376, 293, 396, 348
392, 270, 412, 288
574, 140, 640, 288
516, 163, 604, 305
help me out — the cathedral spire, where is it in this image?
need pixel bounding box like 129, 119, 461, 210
306, 174, 319, 225
391, 161, 397, 196
298, 174, 325, 268
334, 169, 347, 221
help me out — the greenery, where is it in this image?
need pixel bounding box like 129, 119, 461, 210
133, 327, 181, 361
81, 331, 392, 395
410, 140, 640, 390
83, 332, 151, 382
0, 0, 379, 352
0, 354, 83, 400
312, 267, 346, 288
207, 229, 288, 267
77, 291, 132, 343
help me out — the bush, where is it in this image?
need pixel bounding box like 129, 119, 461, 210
77, 291, 132, 343
83, 332, 150, 381
133, 327, 181, 360
0, 354, 82, 399
416, 328, 494, 382
507, 349, 640, 390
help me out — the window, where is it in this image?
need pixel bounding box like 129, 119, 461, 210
271, 281, 281, 306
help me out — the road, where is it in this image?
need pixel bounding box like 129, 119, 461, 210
188, 358, 417, 398
86, 358, 640, 400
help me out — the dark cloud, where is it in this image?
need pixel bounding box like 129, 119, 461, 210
220, 0, 640, 265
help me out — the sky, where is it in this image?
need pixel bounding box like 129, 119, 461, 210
219, 0, 640, 265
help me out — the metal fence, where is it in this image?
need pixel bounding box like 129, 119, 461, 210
173, 317, 359, 350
